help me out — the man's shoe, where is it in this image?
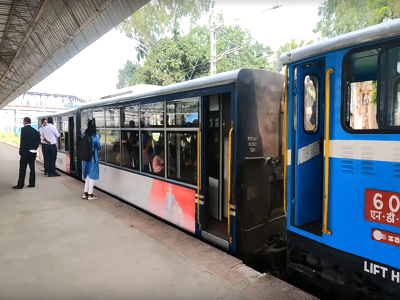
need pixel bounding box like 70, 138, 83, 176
28, 185, 35, 188
53, 173, 61, 177
12, 185, 23, 189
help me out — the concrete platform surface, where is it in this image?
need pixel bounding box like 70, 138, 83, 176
0, 142, 317, 300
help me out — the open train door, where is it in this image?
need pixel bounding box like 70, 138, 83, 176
293, 58, 326, 235
68, 116, 76, 176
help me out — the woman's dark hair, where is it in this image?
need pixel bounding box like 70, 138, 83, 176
85, 120, 96, 136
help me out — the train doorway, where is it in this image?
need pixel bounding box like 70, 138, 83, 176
68, 116, 76, 175
293, 58, 325, 236
203, 92, 231, 245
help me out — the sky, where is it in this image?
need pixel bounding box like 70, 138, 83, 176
30, 0, 323, 100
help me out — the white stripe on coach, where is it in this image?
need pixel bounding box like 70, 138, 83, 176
286, 140, 400, 167
329, 140, 400, 163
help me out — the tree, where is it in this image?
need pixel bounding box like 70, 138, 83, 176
214, 26, 273, 73
368, 0, 400, 23
272, 38, 313, 73
116, 0, 214, 61
116, 60, 139, 89
313, 0, 400, 38
122, 25, 273, 87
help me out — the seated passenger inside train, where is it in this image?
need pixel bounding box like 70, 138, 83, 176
152, 146, 164, 175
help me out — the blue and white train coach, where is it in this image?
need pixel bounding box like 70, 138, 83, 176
280, 18, 400, 299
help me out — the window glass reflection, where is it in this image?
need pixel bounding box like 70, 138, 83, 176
167, 132, 198, 184
167, 98, 199, 127
93, 109, 105, 128
122, 105, 139, 128
98, 129, 106, 162
105, 130, 121, 166
304, 75, 318, 132
140, 102, 164, 128
105, 108, 120, 128
142, 131, 164, 176
121, 131, 139, 170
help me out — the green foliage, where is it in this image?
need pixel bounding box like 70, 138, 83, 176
313, 0, 400, 38
120, 24, 273, 87
0, 132, 20, 145
272, 38, 313, 73
371, 80, 377, 104
214, 26, 273, 73
116, 60, 139, 89
116, 0, 214, 61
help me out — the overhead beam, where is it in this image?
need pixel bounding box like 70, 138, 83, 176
34, 29, 66, 46
0, 0, 51, 88
0, 0, 18, 51
39, 18, 73, 40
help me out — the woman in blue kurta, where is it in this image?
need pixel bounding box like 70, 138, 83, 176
82, 120, 101, 200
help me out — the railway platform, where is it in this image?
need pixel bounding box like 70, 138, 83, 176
0, 142, 317, 300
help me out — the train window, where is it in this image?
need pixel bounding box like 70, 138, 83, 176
65, 132, 69, 152
105, 108, 120, 128
140, 102, 164, 128
97, 129, 106, 162
379, 46, 400, 127
81, 109, 93, 130
141, 131, 164, 176
105, 130, 121, 167
81, 110, 88, 129
343, 48, 379, 130
61, 132, 66, 151
346, 83, 351, 123
55, 121, 62, 132
58, 134, 62, 151
121, 131, 139, 170
167, 132, 197, 184
93, 109, 105, 128
62, 120, 68, 132
122, 105, 139, 128
303, 75, 319, 132
166, 98, 199, 127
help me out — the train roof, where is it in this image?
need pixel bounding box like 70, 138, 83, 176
78, 68, 271, 110
37, 108, 79, 119
37, 68, 279, 118
279, 18, 400, 66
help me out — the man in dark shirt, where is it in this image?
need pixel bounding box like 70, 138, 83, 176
13, 117, 41, 189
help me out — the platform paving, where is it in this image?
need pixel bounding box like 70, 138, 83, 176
0, 142, 317, 300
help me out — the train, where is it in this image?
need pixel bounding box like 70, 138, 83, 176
280, 19, 400, 299
37, 69, 287, 269
37, 19, 400, 299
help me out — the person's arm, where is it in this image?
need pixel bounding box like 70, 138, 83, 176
35, 130, 41, 148
19, 127, 25, 156
52, 125, 60, 138
95, 135, 101, 150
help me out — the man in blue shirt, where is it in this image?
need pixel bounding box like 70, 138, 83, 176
42, 117, 60, 177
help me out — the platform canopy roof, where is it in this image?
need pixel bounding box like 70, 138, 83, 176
0, 0, 149, 109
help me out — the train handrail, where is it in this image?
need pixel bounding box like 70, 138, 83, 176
283, 66, 288, 217
323, 68, 334, 236
197, 123, 201, 231
227, 121, 233, 244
